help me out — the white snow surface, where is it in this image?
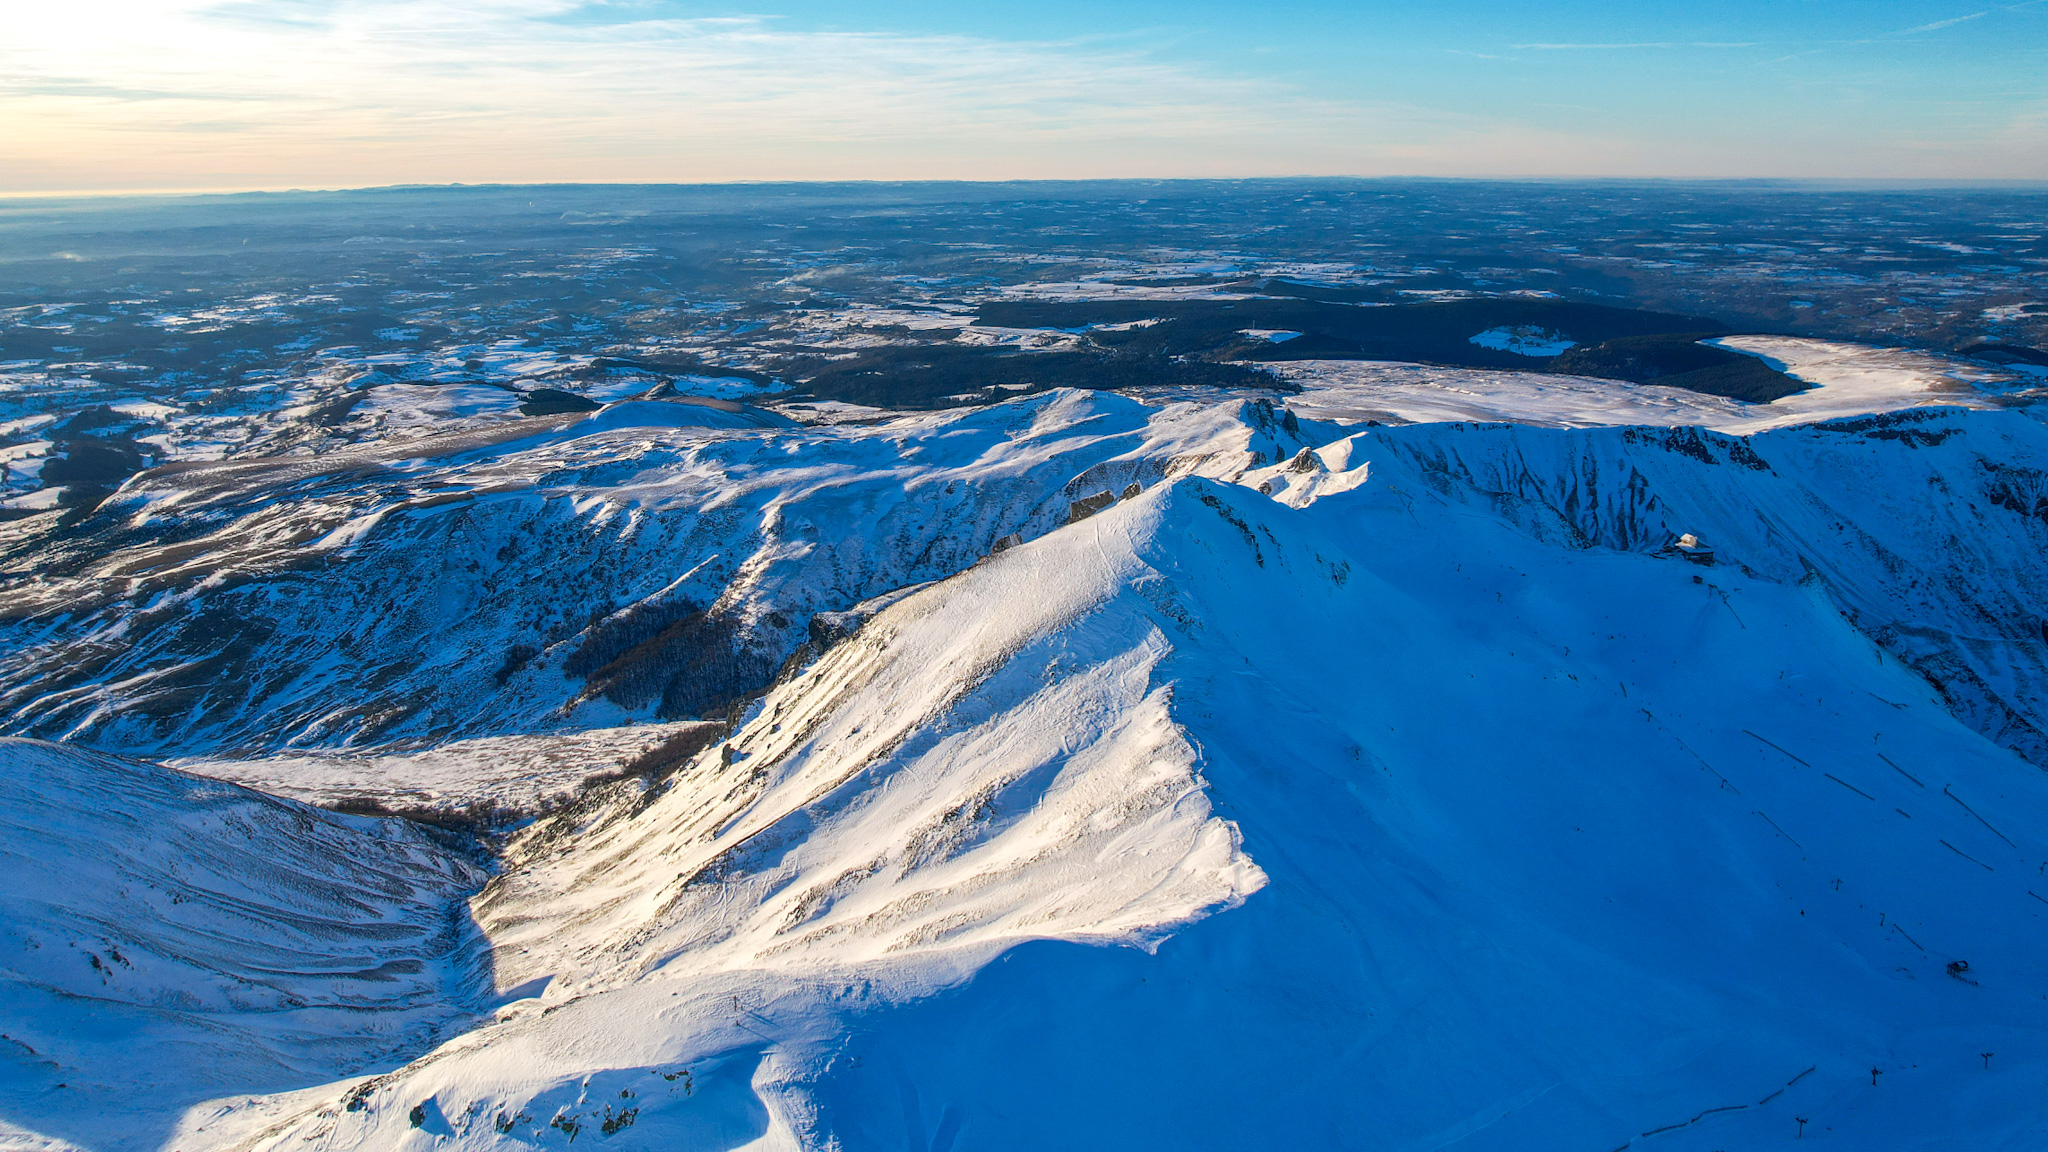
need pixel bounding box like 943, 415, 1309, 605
950, 326, 1086, 352
169, 723, 718, 814
43, 440, 2048, 1151
1709, 335, 2022, 428
0, 488, 62, 512
1273, 335, 2033, 434
0, 390, 1298, 753
1275, 359, 1763, 428
1467, 324, 1577, 356
0, 739, 487, 1151
350, 383, 527, 427
13, 349, 2048, 1149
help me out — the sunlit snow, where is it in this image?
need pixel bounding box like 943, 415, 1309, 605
8, 335, 2048, 1150
1467, 324, 1577, 356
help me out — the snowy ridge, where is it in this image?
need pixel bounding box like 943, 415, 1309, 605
150, 460, 2048, 1150
11, 355, 2048, 1148
142, 480, 1274, 1151
5, 339, 2020, 756
0, 390, 1311, 754
474, 484, 1264, 1000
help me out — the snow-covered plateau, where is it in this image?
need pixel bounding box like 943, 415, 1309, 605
9, 341, 2048, 1149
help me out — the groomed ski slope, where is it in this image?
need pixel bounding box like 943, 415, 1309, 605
129, 412, 2048, 1152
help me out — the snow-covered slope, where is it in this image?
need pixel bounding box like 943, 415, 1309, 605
167, 722, 718, 818
2, 344, 2036, 761
1274, 335, 2034, 433
0, 391, 1313, 755
1277, 408, 2048, 766
128, 430, 2048, 1151
0, 739, 487, 1152
1710, 335, 2027, 426
12, 363, 2048, 1150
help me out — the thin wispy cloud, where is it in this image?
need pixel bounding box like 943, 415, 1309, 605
1898, 11, 1989, 33
1512, 42, 1759, 51
0, 0, 1601, 189
1, 0, 2041, 189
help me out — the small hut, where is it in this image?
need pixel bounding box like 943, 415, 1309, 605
1666, 532, 1716, 566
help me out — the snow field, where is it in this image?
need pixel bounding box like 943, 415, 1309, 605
1274, 335, 2035, 435
0, 740, 488, 1151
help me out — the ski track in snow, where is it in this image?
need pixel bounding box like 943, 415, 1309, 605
8, 338, 2048, 1148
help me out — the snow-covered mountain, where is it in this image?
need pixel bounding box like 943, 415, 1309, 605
0, 391, 1319, 756
8, 344, 2048, 1150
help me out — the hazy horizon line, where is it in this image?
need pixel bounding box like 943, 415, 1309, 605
8, 174, 2048, 204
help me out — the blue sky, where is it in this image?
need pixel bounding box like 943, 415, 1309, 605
3, 1, 2043, 191
729, 1, 2048, 145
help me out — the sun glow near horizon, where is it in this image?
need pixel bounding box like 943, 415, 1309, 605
6, 0, 2046, 193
